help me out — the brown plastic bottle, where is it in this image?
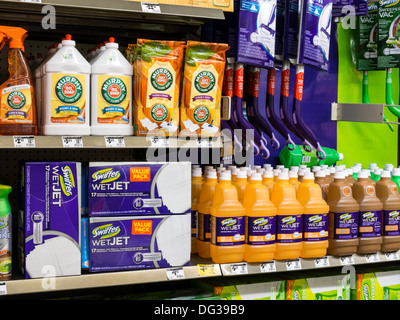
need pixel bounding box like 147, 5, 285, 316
315, 170, 329, 201
352, 171, 383, 254
376, 170, 400, 252
327, 171, 360, 256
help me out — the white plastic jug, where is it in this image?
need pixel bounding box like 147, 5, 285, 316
42, 34, 91, 136
90, 37, 133, 136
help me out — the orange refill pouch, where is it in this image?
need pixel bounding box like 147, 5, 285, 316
180, 41, 229, 138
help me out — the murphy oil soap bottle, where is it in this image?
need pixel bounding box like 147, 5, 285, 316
243, 172, 277, 262
197, 170, 218, 259
376, 170, 400, 252
0, 184, 12, 280
327, 172, 360, 256
42, 34, 91, 135
271, 171, 304, 260
0, 26, 38, 135
297, 172, 329, 258
210, 171, 245, 264
352, 170, 383, 254
91, 37, 133, 136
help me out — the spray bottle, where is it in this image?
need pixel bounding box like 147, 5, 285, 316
0, 184, 12, 280
0, 26, 38, 135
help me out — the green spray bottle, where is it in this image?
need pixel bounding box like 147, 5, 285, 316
0, 184, 12, 280
279, 145, 343, 168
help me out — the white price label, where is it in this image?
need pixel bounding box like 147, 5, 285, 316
149, 136, 170, 147
285, 259, 302, 270
62, 136, 83, 148
166, 267, 185, 280
230, 262, 248, 274
385, 252, 400, 261
260, 261, 276, 272
141, 2, 161, 13
365, 252, 380, 263
339, 255, 355, 266
0, 282, 6, 295
196, 138, 214, 148
13, 136, 35, 147
105, 136, 125, 147
20, 0, 42, 2
314, 256, 330, 268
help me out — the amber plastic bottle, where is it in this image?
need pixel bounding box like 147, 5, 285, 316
0, 26, 38, 135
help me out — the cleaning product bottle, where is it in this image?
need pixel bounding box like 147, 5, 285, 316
315, 170, 329, 200
279, 145, 343, 168
271, 171, 304, 260
289, 170, 300, 192
327, 172, 360, 256
372, 168, 381, 183
392, 168, 400, 190
197, 170, 218, 259
233, 170, 248, 203
0, 26, 38, 135
0, 184, 12, 280
191, 168, 203, 254
243, 172, 277, 262
376, 170, 400, 252
262, 169, 274, 194
91, 37, 133, 136
297, 172, 329, 258
42, 34, 91, 135
210, 171, 246, 264
352, 170, 383, 254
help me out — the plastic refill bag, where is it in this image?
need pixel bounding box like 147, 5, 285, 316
236, 0, 277, 69
134, 39, 185, 137
180, 41, 229, 137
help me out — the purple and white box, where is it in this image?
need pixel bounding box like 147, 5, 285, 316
19, 162, 81, 279
88, 162, 191, 216
89, 214, 191, 272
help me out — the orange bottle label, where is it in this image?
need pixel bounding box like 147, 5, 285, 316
1, 84, 34, 123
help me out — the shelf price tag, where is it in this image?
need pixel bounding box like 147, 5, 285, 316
105, 136, 125, 147
385, 251, 400, 261
339, 255, 355, 266
62, 136, 83, 148
365, 252, 380, 263
197, 264, 217, 277
314, 256, 330, 268
13, 136, 35, 147
260, 261, 276, 272
141, 2, 161, 13
196, 138, 214, 148
166, 267, 185, 280
0, 282, 6, 295
285, 259, 302, 270
149, 136, 170, 147
230, 262, 248, 275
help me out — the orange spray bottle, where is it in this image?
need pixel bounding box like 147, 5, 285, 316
297, 172, 329, 258
243, 172, 277, 262
0, 26, 38, 135
271, 171, 304, 260
210, 171, 246, 264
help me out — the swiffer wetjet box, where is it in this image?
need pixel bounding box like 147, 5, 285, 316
355, 270, 400, 300
88, 162, 191, 216
89, 214, 191, 272
19, 162, 81, 279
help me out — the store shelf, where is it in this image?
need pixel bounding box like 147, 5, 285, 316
0, 136, 222, 149
2, 255, 221, 296
219, 251, 400, 276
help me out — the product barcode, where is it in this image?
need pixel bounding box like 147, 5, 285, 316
149, 136, 170, 147
302, 156, 311, 163
13, 136, 35, 148
62, 136, 83, 148
20, 0, 42, 2
105, 136, 125, 147
260, 261, 276, 272
0, 282, 7, 295
385, 252, 399, 261
365, 252, 380, 263
196, 138, 214, 148
339, 255, 355, 265
230, 262, 248, 274
314, 256, 330, 268
166, 267, 185, 280
141, 2, 161, 13
285, 259, 302, 270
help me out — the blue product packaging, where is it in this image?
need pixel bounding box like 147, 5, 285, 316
284, 0, 302, 63
81, 217, 89, 269
332, 0, 368, 17
297, 0, 333, 71
88, 162, 191, 216
89, 214, 191, 272
19, 162, 81, 278
237, 0, 277, 68
275, 0, 286, 61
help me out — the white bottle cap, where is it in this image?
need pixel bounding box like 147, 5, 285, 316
299, 165, 307, 169
384, 164, 394, 171
206, 170, 217, 179
281, 168, 289, 173
374, 168, 382, 175
273, 169, 281, 177
290, 166, 299, 172
289, 170, 298, 178
278, 172, 289, 180
105, 37, 119, 49
61, 34, 76, 46
357, 171, 368, 179
321, 165, 328, 170
263, 170, 273, 178
263, 164, 272, 169
192, 168, 202, 177
253, 165, 262, 170
240, 167, 248, 172
312, 166, 321, 172
315, 170, 326, 178
251, 172, 262, 181
393, 168, 400, 176
236, 170, 247, 179
303, 172, 314, 180
276, 165, 285, 170
338, 153, 344, 161
334, 172, 345, 179
219, 171, 231, 181
381, 170, 391, 178
256, 168, 265, 174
